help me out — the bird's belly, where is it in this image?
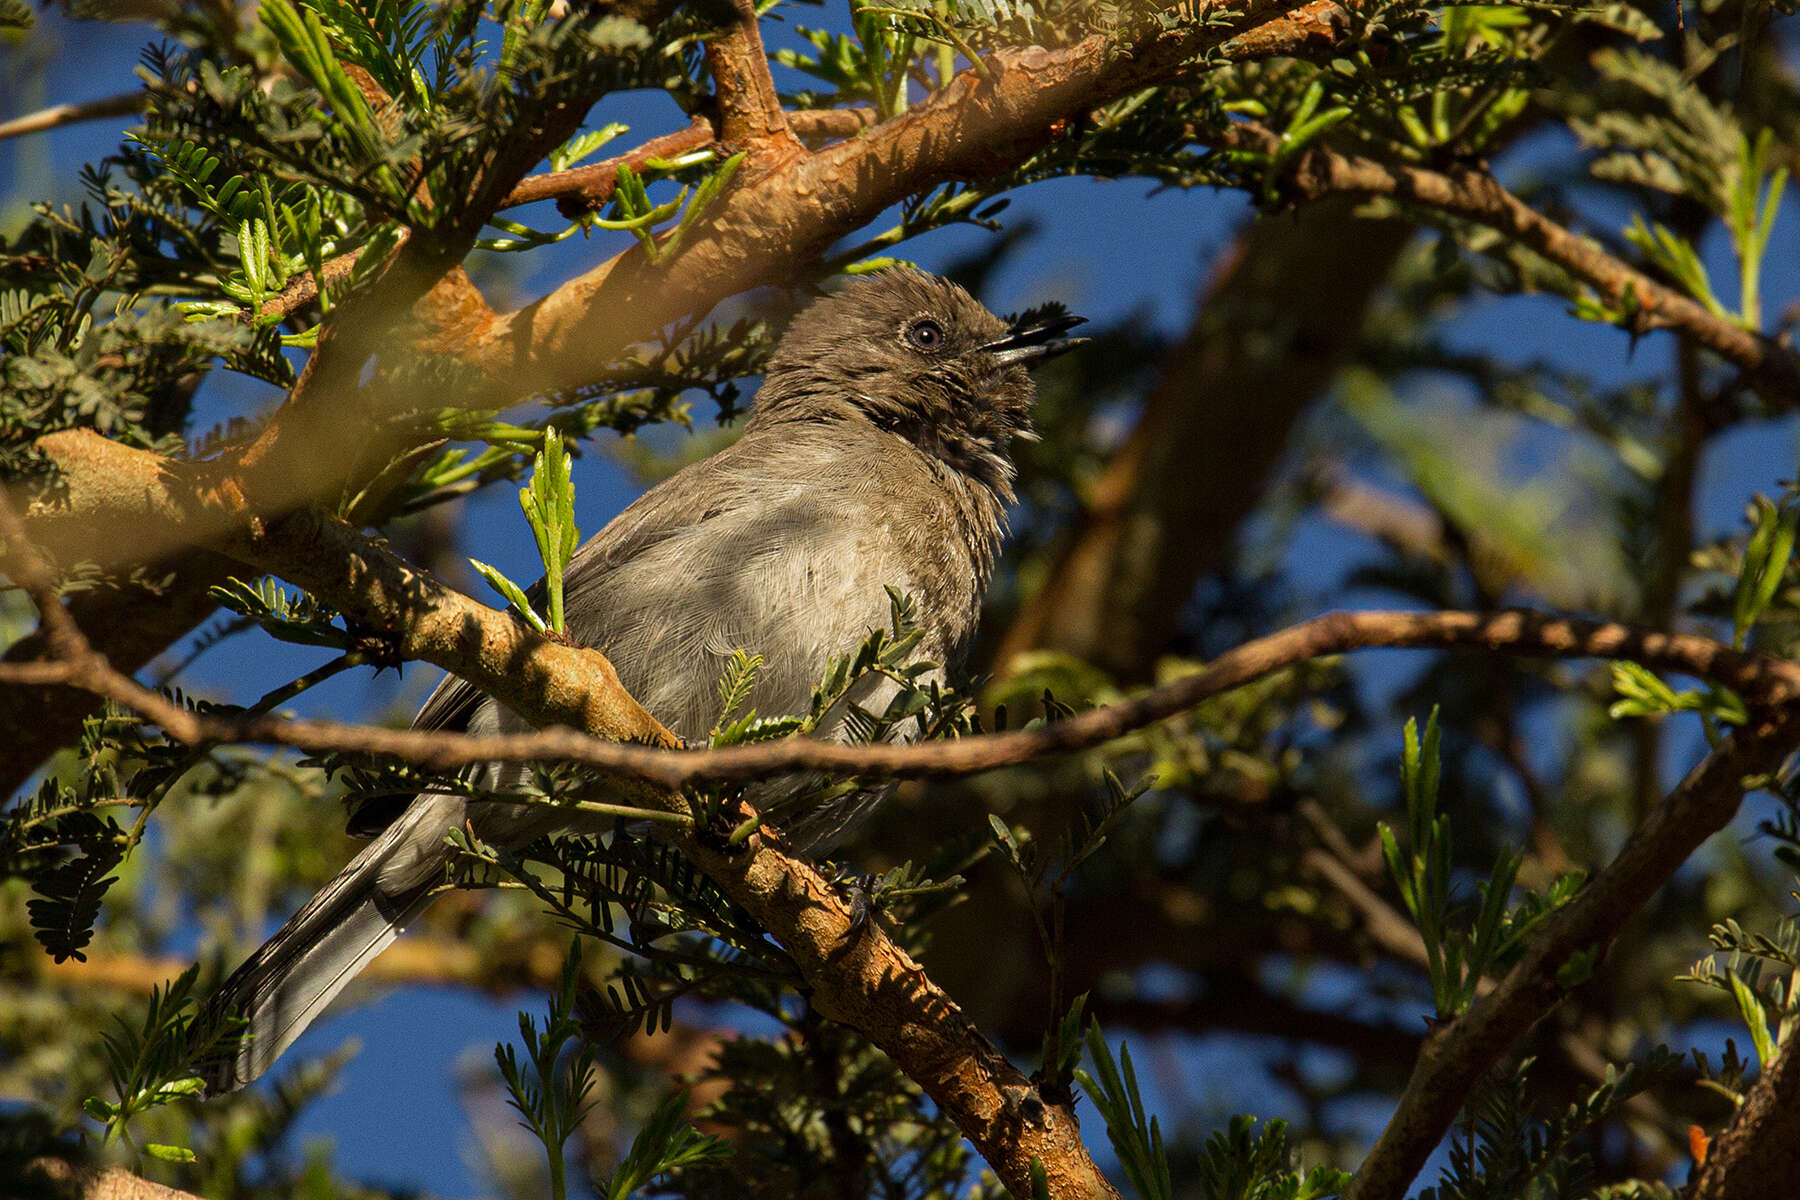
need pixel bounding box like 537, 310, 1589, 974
586, 519, 941, 741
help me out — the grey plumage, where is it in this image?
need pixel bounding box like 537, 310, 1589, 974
195, 267, 1084, 1093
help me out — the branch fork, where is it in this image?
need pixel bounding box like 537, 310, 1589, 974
703, 0, 806, 166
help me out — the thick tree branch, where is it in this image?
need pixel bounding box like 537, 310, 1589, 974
1343, 707, 1800, 1200
15, 1160, 203, 1200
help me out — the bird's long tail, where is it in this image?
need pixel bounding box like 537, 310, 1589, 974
193, 810, 448, 1094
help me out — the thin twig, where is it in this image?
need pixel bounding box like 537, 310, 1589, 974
7, 584, 1796, 793
499, 109, 875, 214
1213, 122, 1800, 409
0, 91, 144, 142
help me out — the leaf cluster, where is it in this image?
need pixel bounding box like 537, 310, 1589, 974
1416, 1050, 1685, 1200
1380, 712, 1585, 1016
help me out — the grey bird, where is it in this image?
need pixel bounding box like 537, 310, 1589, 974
195, 267, 1085, 1093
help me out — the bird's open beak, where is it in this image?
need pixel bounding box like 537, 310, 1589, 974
983, 312, 1089, 367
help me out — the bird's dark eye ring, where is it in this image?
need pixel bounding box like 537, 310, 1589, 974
906, 319, 945, 351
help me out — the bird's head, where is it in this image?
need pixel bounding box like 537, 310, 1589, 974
750, 267, 1086, 496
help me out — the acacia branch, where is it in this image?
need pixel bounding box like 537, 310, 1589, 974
15, 1160, 203, 1200
1343, 706, 1800, 1200
504, 116, 720, 212
1219, 123, 1800, 408
500, 108, 878, 214
255, 241, 369, 323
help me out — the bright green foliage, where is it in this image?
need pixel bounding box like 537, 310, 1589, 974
596, 1090, 730, 1199
1194, 1116, 1349, 1200
493, 944, 730, 1199
471, 427, 581, 633
83, 967, 206, 1163
1381, 712, 1584, 1016
591, 152, 746, 264
208, 577, 351, 650
1576, 48, 1789, 329
1416, 1050, 1685, 1200
1607, 661, 1747, 729
1733, 494, 1799, 649
1077, 1025, 1348, 1200
522, 428, 581, 633
1681, 914, 1800, 1069
496, 946, 604, 1200
1076, 1025, 1171, 1200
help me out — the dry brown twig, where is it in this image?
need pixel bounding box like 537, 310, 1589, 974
7, 492, 1797, 789
1212, 121, 1800, 409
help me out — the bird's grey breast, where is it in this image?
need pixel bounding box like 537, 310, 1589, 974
560, 422, 997, 742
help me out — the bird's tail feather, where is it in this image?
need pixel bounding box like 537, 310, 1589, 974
193, 826, 441, 1094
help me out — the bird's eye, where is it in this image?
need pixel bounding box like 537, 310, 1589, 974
906, 319, 945, 351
